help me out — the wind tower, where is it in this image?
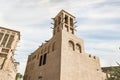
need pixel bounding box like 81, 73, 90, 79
24, 10, 106, 80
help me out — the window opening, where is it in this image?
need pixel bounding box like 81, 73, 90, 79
69, 41, 75, 51
58, 16, 61, 25
65, 15, 68, 24
76, 44, 82, 53
1, 34, 9, 47
0, 33, 4, 42
39, 56, 43, 66
6, 35, 14, 48
70, 18, 73, 27
43, 53, 47, 65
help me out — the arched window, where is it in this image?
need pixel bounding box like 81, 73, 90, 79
76, 43, 82, 53
52, 42, 56, 51
68, 40, 75, 51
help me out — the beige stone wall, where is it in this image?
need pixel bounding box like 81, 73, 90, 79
0, 70, 16, 80
24, 32, 62, 80
60, 30, 106, 80
24, 30, 106, 80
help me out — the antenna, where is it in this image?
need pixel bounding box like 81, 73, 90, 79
51, 23, 54, 25
74, 21, 77, 24
74, 25, 78, 28
45, 40, 49, 42
75, 29, 77, 31
50, 27, 54, 29
74, 25, 78, 31
51, 18, 55, 20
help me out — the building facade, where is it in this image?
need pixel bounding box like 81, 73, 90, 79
24, 10, 106, 80
0, 27, 20, 80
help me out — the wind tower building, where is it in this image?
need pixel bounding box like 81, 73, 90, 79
0, 27, 20, 80
24, 10, 106, 80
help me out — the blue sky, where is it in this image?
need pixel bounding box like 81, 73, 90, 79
0, 0, 120, 74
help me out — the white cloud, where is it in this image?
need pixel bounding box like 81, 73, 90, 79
77, 24, 119, 31
0, 13, 5, 26
85, 6, 120, 19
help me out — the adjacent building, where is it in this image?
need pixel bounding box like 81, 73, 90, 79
0, 27, 20, 80
24, 10, 106, 80
102, 66, 119, 79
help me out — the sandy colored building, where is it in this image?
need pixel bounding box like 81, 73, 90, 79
0, 27, 20, 80
24, 10, 106, 80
